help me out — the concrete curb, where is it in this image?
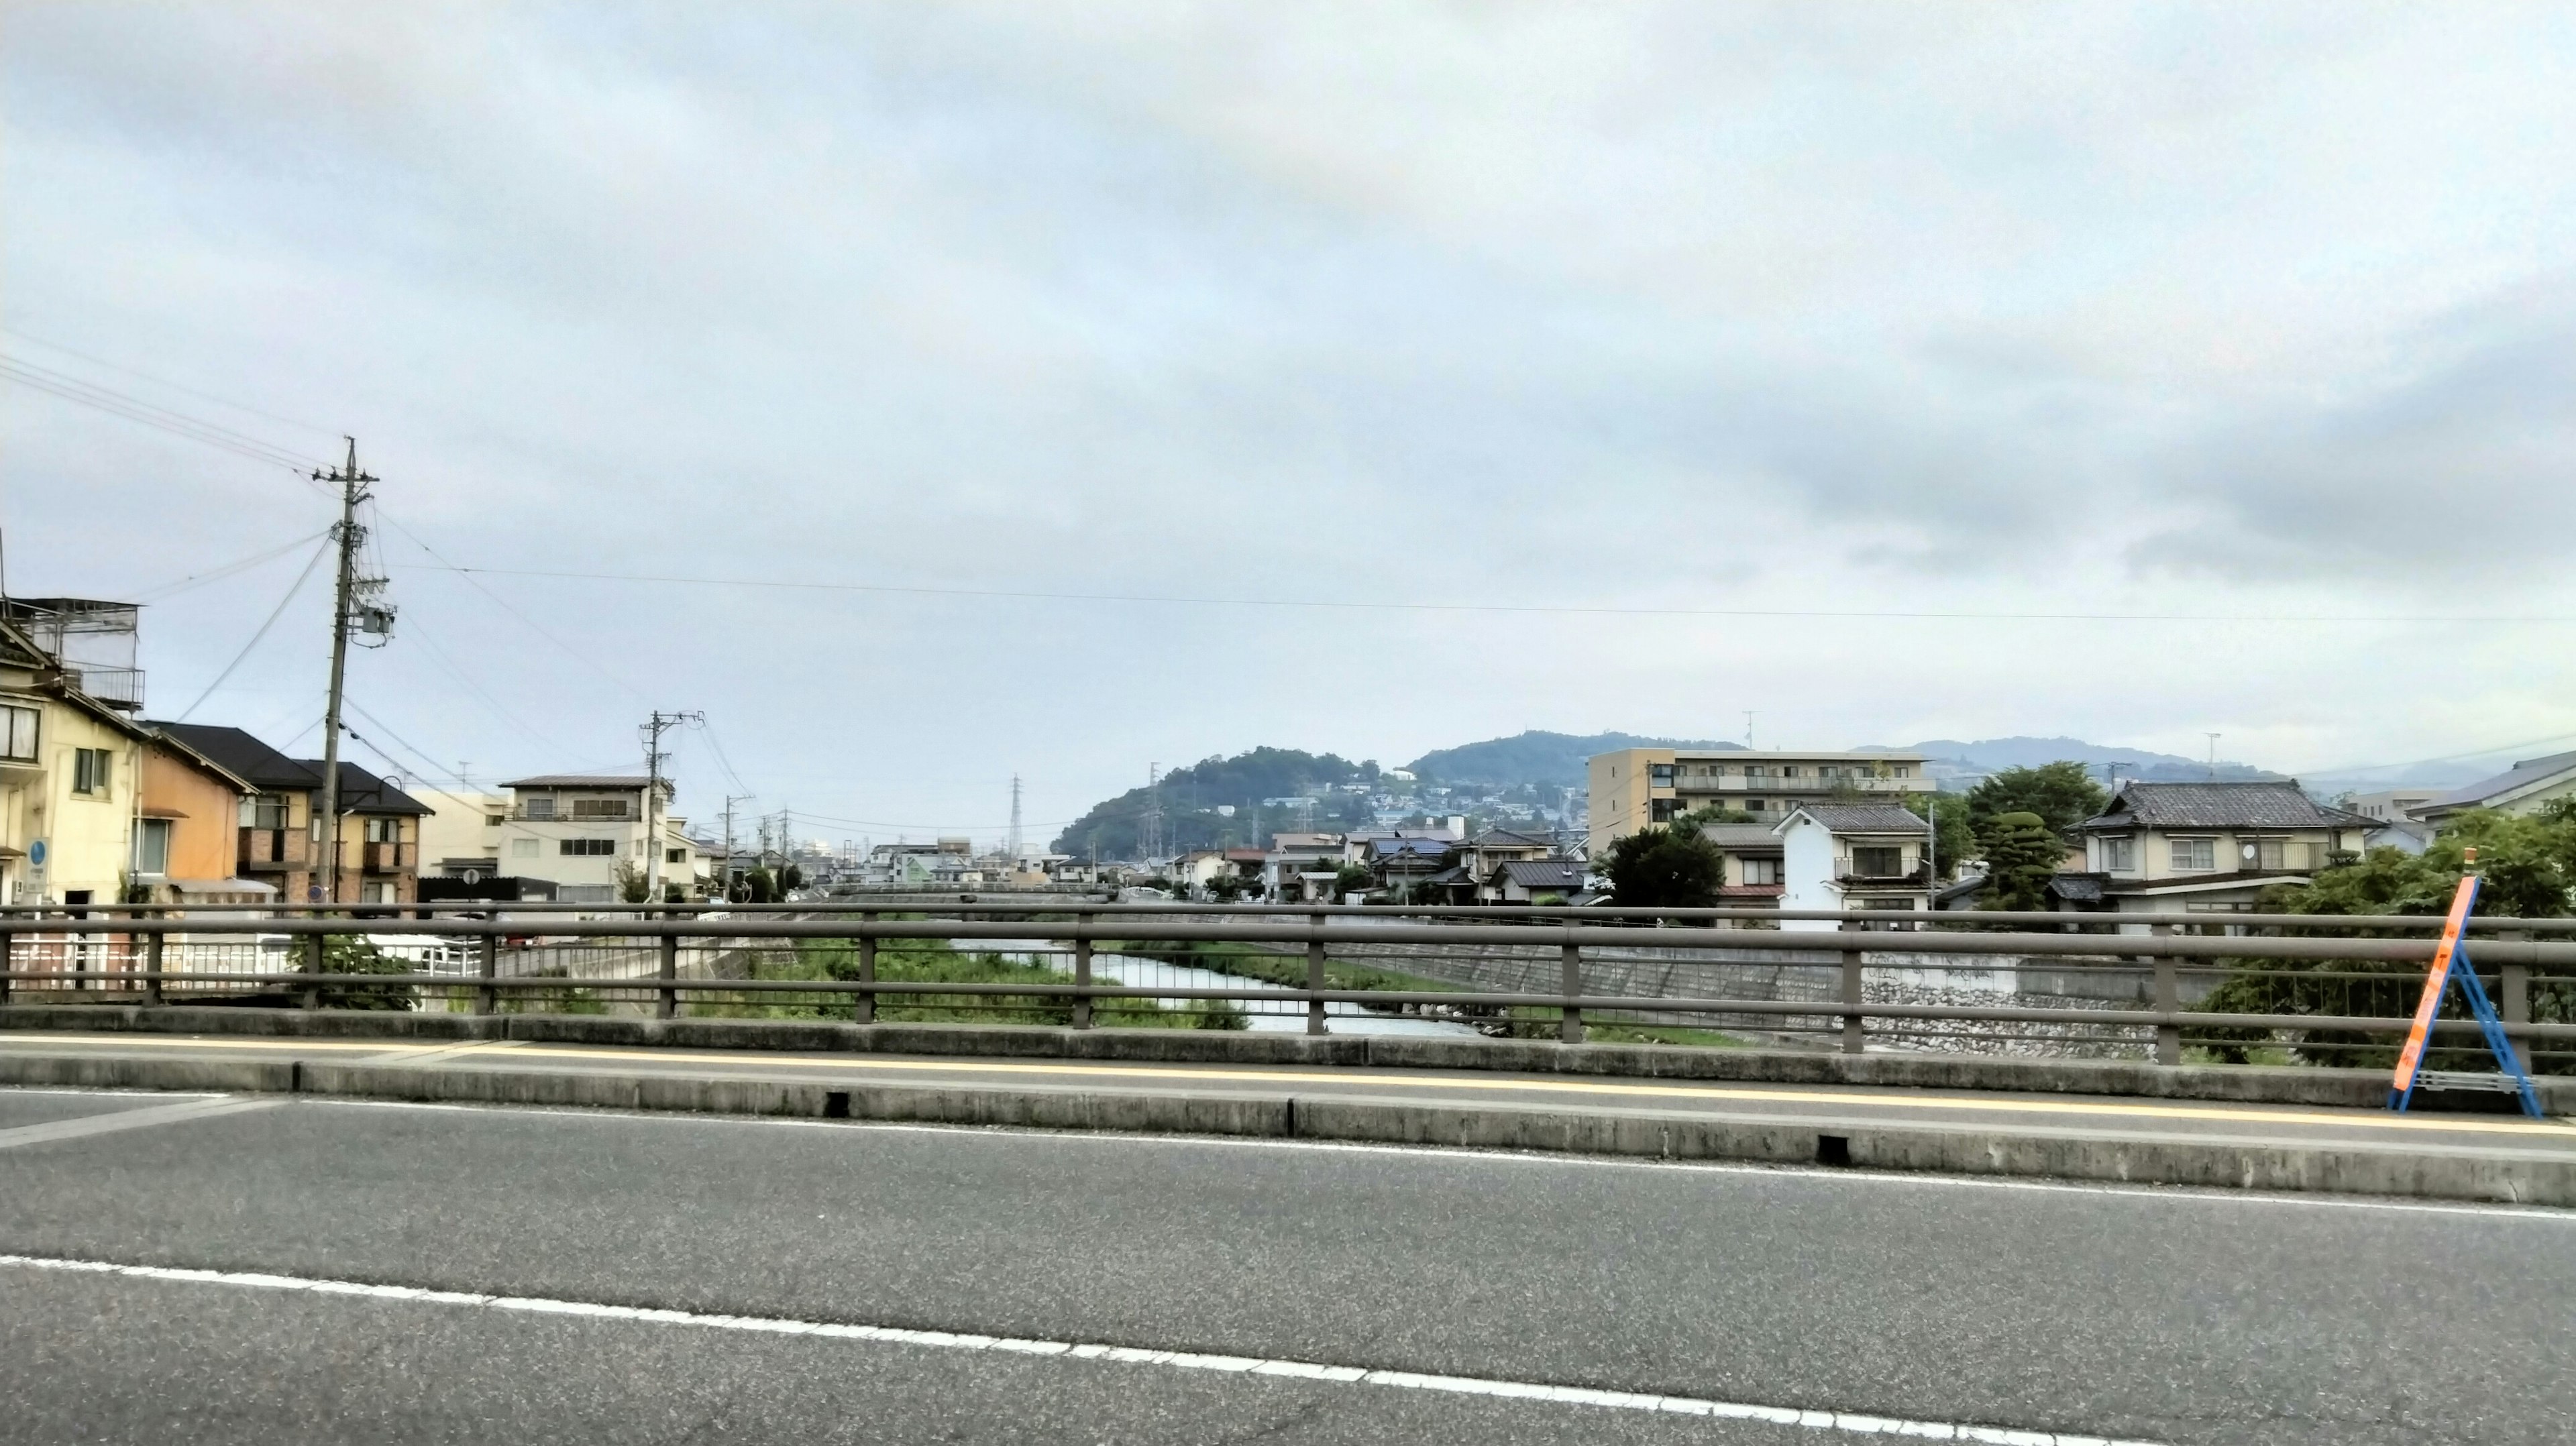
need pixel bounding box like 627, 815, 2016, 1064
6, 1005, 2567, 1113
3, 1046, 2570, 1207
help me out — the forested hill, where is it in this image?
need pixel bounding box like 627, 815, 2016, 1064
1049, 747, 1379, 860
1403, 731, 1734, 788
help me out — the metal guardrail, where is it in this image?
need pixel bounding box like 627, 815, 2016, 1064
0, 911, 2569, 1069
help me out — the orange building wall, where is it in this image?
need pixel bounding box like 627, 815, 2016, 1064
140, 745, 241, 881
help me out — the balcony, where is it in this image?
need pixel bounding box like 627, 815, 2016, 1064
66, 665, 145, 711
362, 841, 414, 874
1837, 865, 1932, 887
1676, 775, 1927, 795
237, 827, 309, 871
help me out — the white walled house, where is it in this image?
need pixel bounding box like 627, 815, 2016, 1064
498, 775, 699, 903
1774, 804, 1935, 930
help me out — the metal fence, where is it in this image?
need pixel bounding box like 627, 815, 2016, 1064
3, 901, 2572, 1071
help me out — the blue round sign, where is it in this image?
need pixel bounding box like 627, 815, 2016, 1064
25, 840, 43, 867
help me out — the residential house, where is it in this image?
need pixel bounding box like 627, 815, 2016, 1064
1487, 857, 1589, 905
1589, 747, 1934, 854
1698, 822, 1788, 909
415, 788, 513, 880
1454, 828, 1556, 879
2059, 781, 2371, 922
1774, 804, 1935, 929
133, 728, 273, 909
0, 616, 150, 907
2410, 750, 2576, 826
498, 775, 701, 903
152, 724, 430, 905
1263, 832, 1347, 901
1363, 834, 1454, 897
2347, 788, 2440, 823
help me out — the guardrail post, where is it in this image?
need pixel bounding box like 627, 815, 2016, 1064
2502, 932, 2532, 1072
855, 912, 877, 1026
0, 928, 12, 1006
2151, 922, 2180, 1066
1071, 937, 1093, 1031
301, 932, 322, 1011
144, 928, 165, 1007
474, 932, 498, 1016
1559, 940, 1585, 1044
1306, 918, 1328, 1036
1839, 920, 1865, 1054
657, 926, 678, 1021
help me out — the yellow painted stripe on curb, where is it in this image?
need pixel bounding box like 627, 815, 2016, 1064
9, 1032, 2569, 1140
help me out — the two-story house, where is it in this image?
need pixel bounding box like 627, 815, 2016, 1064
1699, 822, 1788, 908
2410, 750, 2576, 826
149, 724, 430, 905
0, 616, 150, 909
1589, 747, 1935, 854
499, 775, 702, 903
1774, 803, 1935, 929
2060, 781, 2371, 921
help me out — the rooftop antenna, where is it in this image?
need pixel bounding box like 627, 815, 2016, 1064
2205, 733, 2222, 781
1743, 711, 1756, 748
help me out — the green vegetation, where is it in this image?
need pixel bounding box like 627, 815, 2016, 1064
1964, 761, 2108, 853
1051, 746, 1381, 858
1980, 811, 2063, 910
691, 936, 1242, 1029
2191, 803, 2576, 1072
1404, 731, 1729, 789
1902, 792, 1974, 881
1600, 825, 1723, 907
310, 936, 415, 1011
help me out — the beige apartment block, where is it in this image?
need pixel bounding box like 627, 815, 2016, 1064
1588, 747, 1933, 855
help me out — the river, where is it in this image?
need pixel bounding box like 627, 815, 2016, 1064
959, 939, 1477, 1037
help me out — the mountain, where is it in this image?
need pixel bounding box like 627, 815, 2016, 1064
1404, 731, 1737, 788
1050, 747, 1381, 859
1887, 736, 2282, 783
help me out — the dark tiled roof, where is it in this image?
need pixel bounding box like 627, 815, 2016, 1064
2078, 782, 2361, 832
502, 775, 657, 789
147, 722, 320, 791
2420, 749, 2576, 812
1699, 824, 1785, 850
1777, 804, 1930, 834
1368, 836, 1453, 858
2046, 873, 2108, 903
1499, 859, 1586, 888
1468, 829, 1555, 849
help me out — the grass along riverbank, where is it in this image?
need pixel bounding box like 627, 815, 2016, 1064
690, 936, 1245, 1029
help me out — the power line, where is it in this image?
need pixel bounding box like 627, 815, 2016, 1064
387, 561, 2576, 627
373, 506, 651, 701
0, 326, 342, 437
171, 536, 333, 722
124, 529, 332, 602
0, 353, 324, 475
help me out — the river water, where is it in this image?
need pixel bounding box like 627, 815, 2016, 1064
959, 939, 1477, 1037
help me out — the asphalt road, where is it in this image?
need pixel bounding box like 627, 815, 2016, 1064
1, 1087, 2570, 1445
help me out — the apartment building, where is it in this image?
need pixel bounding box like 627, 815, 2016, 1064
1589, 746, 1934, 854
500, 775, 705, 902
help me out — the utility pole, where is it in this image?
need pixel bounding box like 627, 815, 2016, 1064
309, 439, 384, 905
640, 710, 703, 902
1744, 712, 1756, 749
721, 793, 752, 897
2205, 734, 2222, 781
1142, 763, 1163, 867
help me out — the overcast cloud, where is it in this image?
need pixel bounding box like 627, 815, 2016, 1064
5, 3, 2573, 842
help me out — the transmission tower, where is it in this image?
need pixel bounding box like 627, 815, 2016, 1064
1141, 763, 1164, 865
1009, 773, 1024, 862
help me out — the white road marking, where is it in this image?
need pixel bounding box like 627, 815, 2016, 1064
0, 1097, 278, 1152
0, 1251, 2161, 1445
287, 1097, 2576, 1224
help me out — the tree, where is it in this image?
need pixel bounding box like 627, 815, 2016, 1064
614, 861, 651, 905
1602, 826, 1723, 909
1205, 872, 1252, 902
1965, 763, 2108, 851
1673, 803, 1756, 832
1980, 812, 2060, 911
1904, 793, 1975, 881
311, 936, 415, 1011
739, 867, 776, 903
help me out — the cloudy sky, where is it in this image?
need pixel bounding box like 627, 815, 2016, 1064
5, 3, 2573, 846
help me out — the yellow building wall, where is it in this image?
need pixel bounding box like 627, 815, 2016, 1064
25, 700, 142, 904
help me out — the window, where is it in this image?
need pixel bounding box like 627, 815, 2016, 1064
510, 837, 539, 858
523, 796, 556, 820
1894, 766, 1912, 779
0, 704, 36, 762
1851, 846, 1903, 877
131, 818, 171, 875
2255, 838, 2285, 871
1650, 799, 1679, 822
1648, 764, 1675, 786
572, 797, 631, 820
239, 795, 289, 830
1740, 857, 1781, 886
484, 813, 504, 828
72, 747, 112, 795
1744, 798, 1765, 811
362, 881, 396, 903
2170, 838, 2216, 871
364, 817, 401, 843
665, 848, 688, 865
2100, 836, 2135, 871
559, 838, 617, 856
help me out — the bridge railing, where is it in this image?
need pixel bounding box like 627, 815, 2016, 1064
1, 907, 2569, 1072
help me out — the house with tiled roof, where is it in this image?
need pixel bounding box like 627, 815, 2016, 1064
2056, 781, 2371, 919
1774, 803, 1935, 928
